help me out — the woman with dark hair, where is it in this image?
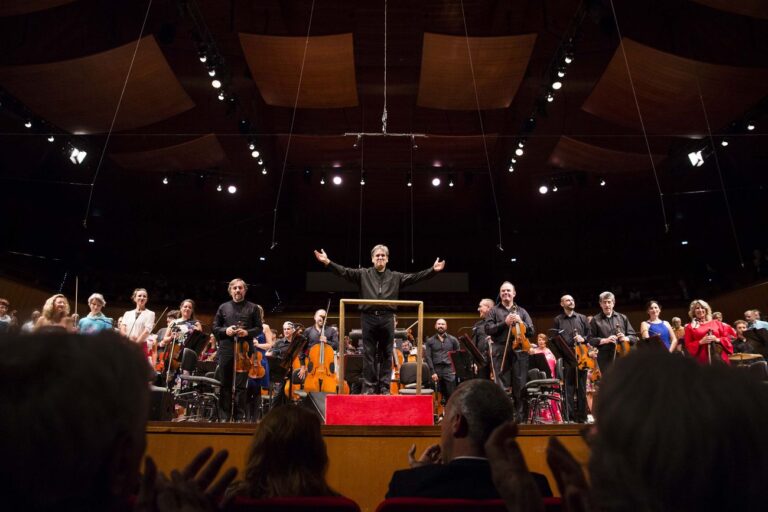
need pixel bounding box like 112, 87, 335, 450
226, 405, 338, 499
639, 300, 677, 352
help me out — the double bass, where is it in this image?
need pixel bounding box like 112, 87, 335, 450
303, 304, 348, 394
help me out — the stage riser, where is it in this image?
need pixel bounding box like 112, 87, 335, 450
145, 424, 589, 512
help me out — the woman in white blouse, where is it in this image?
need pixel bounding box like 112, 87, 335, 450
120, 288, 155, 344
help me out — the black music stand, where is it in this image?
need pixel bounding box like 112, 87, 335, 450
184, 330, 209, 355
449, 350, 474, 382
548, 335, 577, 367
344, 354, 363, 393
638, 334, 666, 351
529, 353, 552, 378
459, 334, 486, 366
744, 328, 768, 358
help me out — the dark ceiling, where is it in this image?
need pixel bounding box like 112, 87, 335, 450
1, 0, 767, 310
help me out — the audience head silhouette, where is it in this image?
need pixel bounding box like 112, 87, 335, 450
0, 332, 151, 511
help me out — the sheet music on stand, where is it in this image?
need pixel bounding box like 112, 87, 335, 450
548, 334, 577, 367
638, 334, 666, 351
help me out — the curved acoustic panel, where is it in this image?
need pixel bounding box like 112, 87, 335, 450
548, 136, 664, 173
240, 33, 358, 108
582, 38, 768, 136
690, 0, 768, 20
0, 35, 194, 134
277, 134, 498, 170
0, 0, 76, 17
110, 134, 226, 172
417, 32, 537, 110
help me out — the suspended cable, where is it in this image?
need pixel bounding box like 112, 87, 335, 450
459, 0, 504, 251
270, 0, 316, 250
358, 136, 365, 267
409, 142, 415, 264
82, 0, 154, 228
608, 0, 669, 233
381, 0, 388, 133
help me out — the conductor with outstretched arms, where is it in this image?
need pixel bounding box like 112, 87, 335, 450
314, 245, 445, 394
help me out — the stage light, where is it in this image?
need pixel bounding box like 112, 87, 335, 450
564, 54, 573, 64
217, 91, 225, 101
228, 185, 237, 194
353, 134, 361, 149
552, 185, 558, 192
24, 120, 32, 128
508, 165, 514, 173
320, 175, 326, 185
431, 177, 441, 187
720, 139, 729, 147
69, 147, 87, 164
552, 80, 563, 90
261, 168, 267, 175
538, 185, 548, 195
208, 68, 216, 77
511, 158, 517, 164
546, 92, 554, 103
688, 150, 704, 167
557, 69, 565, 78
407, 175, 412, 187
747, 122, 755, 131
599, 179, 606, 186
681, 240, 689, 246
216, 183, 222, 192
211, 79, 222, 89
251, 150, 260, 158
199, 52, 207, 63
332, 175, 342, 185
259, 256, 266, 261
448, 178, 454, 187
360, 173, 366, 186
249, 142, 255, 150
47, 135, 55, 142
412, 135, 418, 150
515, 148, 524, 156
162, 176, 169, 185
510, 258, 517, 263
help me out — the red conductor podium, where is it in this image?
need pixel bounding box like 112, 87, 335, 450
325, 394, 434, 426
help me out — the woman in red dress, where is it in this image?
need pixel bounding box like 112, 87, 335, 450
683, 299, 733, 365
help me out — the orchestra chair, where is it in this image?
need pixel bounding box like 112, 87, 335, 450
176, 349, 221, 421
397, 362, 435, 398
523, 369, 564, 424
375, 497, 562, 512
222, 495, 361, 512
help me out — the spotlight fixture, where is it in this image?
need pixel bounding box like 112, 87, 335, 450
508, 164, 515, 173
69, 147, 87, 164
217, 91, 225, 101
510, 258, 517, 263
564, 54, 573, 65
720, 139, 729, 147
681, 240, 689, 246
546, 92, 554, 103
198, 49, 207, 63
599, 179, 606, 186
162, 176, 169, 185
746, 122, 755, 131
208, 68, 216, 77
552, 80, 563, 90
259, 256, 266, 262
687, 150, 705, 167
211, 79, 222, 89
258, 159, 263, 165
552, 185, 558, 192
360, 176, 366, 186
88, 238, 95, 244
251, 150, 260, 158
332, 175, 342, 185
515, 148, 524, 157
511, 158, 517, 164
249, 142, 256, 150
261, 168, 267, 175
557, 69, 566, 78
228, 185, 237, 194
353, 134, 361, 149
407, 175, 413, 187
448, 178, 454, 187
431, 177, 441, 187
320, 175, 326, 185
538, 185, 549, 195
518, 140, 525, 149
217, 183, 223, 192
47, 135, 55, 142
24, 120, 32, 128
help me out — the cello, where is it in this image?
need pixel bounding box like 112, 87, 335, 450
303, 302, 343, 394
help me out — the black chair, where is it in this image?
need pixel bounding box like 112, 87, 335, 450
398, 362, 435, 396
524, 369, 563, 424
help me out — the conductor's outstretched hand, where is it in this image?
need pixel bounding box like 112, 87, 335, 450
433, 258, 446, 272
314, 249, 330, 266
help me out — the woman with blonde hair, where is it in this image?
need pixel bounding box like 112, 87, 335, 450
35, 294, 77, 332
683, 299, 733, 365
226, 405, 338, 499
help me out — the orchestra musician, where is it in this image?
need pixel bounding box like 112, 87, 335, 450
0, 298, 18, 334
298, 309, 339, 381
314, 244, 445, 394
212, 278, 262, 422
484, 281, 535, 422
529, 333, 562, 423
732, 320, 754, 354
670, 317, 686, 353
267, 321, 297, 363
683, 299, 733, 365
425, 318, 460, 401
639, 300, 678, 352
553, 294, 590, 423
472, 298, 494, 379
588, 291, 637, 374
119, 288, 155, 343
77, 293, 113, 334
34, 294, 77, 332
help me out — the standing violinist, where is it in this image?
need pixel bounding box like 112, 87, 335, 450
213, 278, 262, 422
553, 294, 591, 423
299, 309, 339, 381
484, 282, 535, 422
588, 291, 637, 374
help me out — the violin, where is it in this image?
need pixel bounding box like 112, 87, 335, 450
510, 305, 531, 352
613, 325, 631, 359
234, 321, 253, 374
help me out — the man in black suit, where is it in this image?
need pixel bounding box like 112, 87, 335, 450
385, 379, 552, 499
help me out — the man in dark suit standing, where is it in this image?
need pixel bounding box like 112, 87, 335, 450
385, 379, 551, 499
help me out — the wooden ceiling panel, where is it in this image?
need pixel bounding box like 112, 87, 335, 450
239, 33, 358, 108
548, 136, 664, 173
277, 134, 498, 170
110, 134, 226, 172
0, 36, 194, 134
417, 32, 537, 110
0, 0, 75, 17
582, 38, 768, 136
690, 0, 768, 20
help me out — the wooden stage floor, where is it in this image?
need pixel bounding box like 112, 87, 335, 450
146, 422, 589, 512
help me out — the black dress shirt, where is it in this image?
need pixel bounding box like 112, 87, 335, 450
425, 333, 460, 373
553, 312, 591, 347
212, 300, 262, 356
589, 311, 638, 347
304, 325, 339, 351
484, 303, 535, 352
327, 262, 435, 311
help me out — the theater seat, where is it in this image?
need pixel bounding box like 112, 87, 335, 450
375, 497, 562, 512
223, 495, 361, 512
